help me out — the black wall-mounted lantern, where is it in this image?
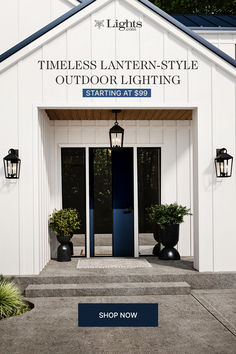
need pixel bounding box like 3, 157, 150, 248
3, 149, 21, 179
109, 110, 124, 149
215, 148, 233, 178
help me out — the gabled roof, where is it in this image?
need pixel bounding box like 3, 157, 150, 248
75, 0, 236, 29
0, 0, 235, 68
171, 14, 236, 29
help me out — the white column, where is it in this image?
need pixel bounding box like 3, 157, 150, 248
85, 147, 90, 258
133, 146, 139, 257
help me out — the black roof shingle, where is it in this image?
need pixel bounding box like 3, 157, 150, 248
171, 14, 236, 28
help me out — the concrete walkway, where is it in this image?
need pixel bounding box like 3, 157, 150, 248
0, 290, 235, 354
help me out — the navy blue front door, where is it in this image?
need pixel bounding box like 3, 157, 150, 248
89, 148, 134, 257
112, 148, 134, 256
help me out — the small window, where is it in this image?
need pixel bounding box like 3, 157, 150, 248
61, 148, 86, 257
138, 148, 161, 256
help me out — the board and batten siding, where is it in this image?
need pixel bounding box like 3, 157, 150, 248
194, 31, 236, 60
0, 0, 235, 274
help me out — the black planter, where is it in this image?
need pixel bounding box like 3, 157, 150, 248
57, 235, 72, 262
69, 241, 74, 256
152, 228, 161, 256
158, 224, 180, 260
152, 243, 161, 256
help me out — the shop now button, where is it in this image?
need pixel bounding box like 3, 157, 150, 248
78, 303, 158, 327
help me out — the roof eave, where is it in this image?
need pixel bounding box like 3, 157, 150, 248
190, 27, 236, 31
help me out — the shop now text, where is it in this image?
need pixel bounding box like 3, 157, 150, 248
99, 312, 138, 319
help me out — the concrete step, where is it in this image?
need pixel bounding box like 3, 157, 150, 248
25, 281, 191, 297
15, 273, 236, 293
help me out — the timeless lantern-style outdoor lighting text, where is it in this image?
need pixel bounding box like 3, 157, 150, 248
109, 110, 124, 148
3, 149, 21, 179
215, 148, 233, 178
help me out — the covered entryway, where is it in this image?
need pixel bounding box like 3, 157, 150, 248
49, 108, 192, 259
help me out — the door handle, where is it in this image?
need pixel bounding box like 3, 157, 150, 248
123, 207, 133, 214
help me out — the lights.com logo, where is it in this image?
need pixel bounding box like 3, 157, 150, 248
94, 19, 142, 31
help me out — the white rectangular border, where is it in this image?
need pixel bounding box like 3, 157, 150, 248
34, 103, 195, 260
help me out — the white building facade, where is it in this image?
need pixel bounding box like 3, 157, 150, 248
0, 0, 235, 275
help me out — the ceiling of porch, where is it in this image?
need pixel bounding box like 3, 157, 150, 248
45, 109, 192, 121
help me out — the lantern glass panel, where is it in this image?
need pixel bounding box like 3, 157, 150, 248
111, 132, 123, 148
5, 160, 20, 179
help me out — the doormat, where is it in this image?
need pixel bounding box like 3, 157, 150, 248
77, 258, 152, 269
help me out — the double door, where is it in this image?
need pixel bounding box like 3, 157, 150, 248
61, 147, 161, 257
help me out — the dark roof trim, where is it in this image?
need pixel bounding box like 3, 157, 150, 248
137, 0, 236, 68
188, 27, 236, 31
0, 0, 96, 63
0, 0, 235, 69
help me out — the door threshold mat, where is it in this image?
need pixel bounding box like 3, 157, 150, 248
77, 258, 152, 269
74, 247, 113, 256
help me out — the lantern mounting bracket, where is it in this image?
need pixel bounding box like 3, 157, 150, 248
216, 148, 226, 156
9, 148, 19, 157
112, 110, 121, 125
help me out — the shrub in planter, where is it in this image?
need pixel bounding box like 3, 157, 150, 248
149, 203, 191, 260
49, 208, 81, 262
0, 276, 29, 320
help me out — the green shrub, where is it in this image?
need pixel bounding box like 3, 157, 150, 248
0, 276, 29, 320
49, 208, 81, 236
149, 203, 191, 229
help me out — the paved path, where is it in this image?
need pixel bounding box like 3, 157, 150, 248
0, 290, 235, 354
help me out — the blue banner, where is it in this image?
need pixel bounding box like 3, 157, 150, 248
78, 303, 158, 327
82, 88, 151, 98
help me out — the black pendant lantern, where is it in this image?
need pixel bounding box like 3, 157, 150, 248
109, 110, 124, 149
215, 148, 233, 178
3, 149, 21, 179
